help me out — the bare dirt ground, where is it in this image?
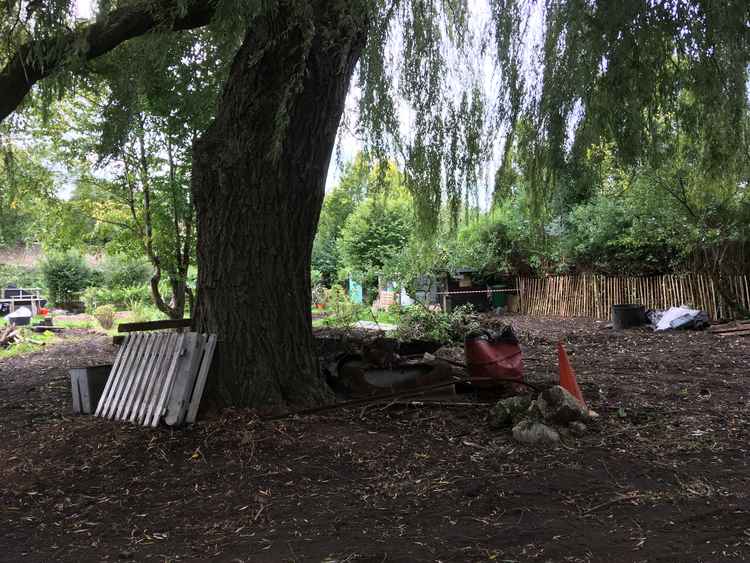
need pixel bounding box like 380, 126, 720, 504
1, 316, 749, 562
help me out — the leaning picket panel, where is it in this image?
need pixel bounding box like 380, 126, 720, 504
106, 333, 149, 420
97, 333, 144, 418
185, 334, 217, 424
148, 333, 186, 427
141, 333, 182, 426
125, 333, 166, 423
131, 333, 176, 424
138, 333, 185, 426
164, 333, 204, 426
114, 333, 157, 420
118, 333, 161, 421
108, 333, 150, 419
94, 331, 217, 427
94, 333, 131, 417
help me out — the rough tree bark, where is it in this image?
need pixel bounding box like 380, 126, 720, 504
192, 2, 369, 407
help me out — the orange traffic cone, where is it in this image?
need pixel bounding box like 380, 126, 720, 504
557, 341, 587, 408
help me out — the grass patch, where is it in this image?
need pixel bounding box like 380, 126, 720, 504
312, 306, 401, 329
0, 328, 59, 359
54, 318, 97, 329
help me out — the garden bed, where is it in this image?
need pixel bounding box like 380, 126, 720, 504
1, 316, 749, 561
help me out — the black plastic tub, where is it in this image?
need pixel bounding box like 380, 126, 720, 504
612, 303, 646, 330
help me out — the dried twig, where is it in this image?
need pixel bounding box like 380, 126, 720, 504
583, 492, 640, 515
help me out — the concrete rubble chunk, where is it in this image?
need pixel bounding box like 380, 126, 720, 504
488, 395, 532, 428
536, 385, 588, 425
526, 399, 544, 421
512, 420, 560, 445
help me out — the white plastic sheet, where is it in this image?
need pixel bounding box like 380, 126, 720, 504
4, 306, 32, 320
654, 306, 708, 331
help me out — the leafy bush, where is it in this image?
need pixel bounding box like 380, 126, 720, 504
311, 269, 322, 287
124, 299, 166, 324
321, 284, 363, 329
81, 287, 97, 312
0, 264, 45, 289
394, 306, 450, 342
561, 187, 688, 276
338, 193, 413, 276
41, 251, 92, 305
93, 304, 116, 330
99, 254, 152, 289
82, 284, 152, 312
126, 298, 149, 324
395, 304, 481, 343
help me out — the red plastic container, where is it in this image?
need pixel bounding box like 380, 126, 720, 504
464, 331, 524, 388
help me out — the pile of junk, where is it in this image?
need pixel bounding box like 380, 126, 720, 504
283, 327, 594, 447
612, 303, 709, 331
321, 326, 536, 405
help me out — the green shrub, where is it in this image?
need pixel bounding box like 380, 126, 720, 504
387, 302, 403, 319
311, 269, 322, 287
99, 254, 152, 289
395, 304, 480, 343
395, 306, 451, 342
126, 298, 150, 323
41, 251, 92, 305
82, 284, 152, 312
93, 304, 116, 330
321, 284, 363, 329
0, 264, 45, 289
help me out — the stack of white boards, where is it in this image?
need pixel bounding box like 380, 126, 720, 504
94, 332, 217, 427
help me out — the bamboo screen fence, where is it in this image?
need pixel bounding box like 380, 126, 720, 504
517, 274, 750, 321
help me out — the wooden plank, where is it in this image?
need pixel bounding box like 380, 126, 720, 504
94, 334, 130, 417
104, 333, 147, 419
130, 333, 176, 424
149, 333, 186, 427
118, 333, 160, 420
113, 333, 154, 420
140, 333, 179, 426
118, 318, 192, 333
709, 320, 750, 333
716, 329, 750, 337
130, 333, 171, 424
134, 333, 178, 425
97, 334, 141, 418
185, 335, 217, 424
71, 373, 84, 414
164, 333, 204, 426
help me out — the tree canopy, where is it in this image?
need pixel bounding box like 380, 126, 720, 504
2, 1, 748, 232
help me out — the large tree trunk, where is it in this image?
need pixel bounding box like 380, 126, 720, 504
191, 2, 368, 408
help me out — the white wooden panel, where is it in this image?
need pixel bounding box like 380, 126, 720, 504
131, 333, 174, 424
112, 333, 151, 420
98, 333, 142, 418
185, 334, 217, 424
164, 333, 204, 427
117, 333, 159, 420
107, 333, 148, 420
148, 332, 186, 427
94, 333, 131, 417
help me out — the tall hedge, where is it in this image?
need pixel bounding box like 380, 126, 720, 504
41, 252, 92, 305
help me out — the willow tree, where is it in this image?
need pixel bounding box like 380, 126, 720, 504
1, 0, 748, 407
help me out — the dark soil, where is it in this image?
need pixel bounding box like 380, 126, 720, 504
1, 317, 749, 562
